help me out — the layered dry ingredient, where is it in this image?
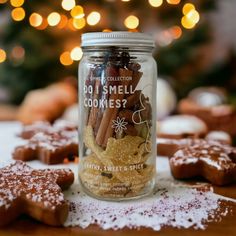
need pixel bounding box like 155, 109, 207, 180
80, 49, 155, 198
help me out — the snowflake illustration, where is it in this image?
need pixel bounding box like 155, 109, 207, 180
112, 117, 128, 133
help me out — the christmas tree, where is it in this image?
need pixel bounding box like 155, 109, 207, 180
0, 0, 225, 104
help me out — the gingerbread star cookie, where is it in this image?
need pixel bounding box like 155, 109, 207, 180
0, 161, 74, 226
13, 131, 78, 164
169, 141, 236, 185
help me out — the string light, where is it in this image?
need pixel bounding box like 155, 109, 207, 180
73, 18, 86, 29
182, 3, 195, 15
170, 26, 182, 39
11, 7, 25, 21
70, 47, 83, 61
103, 29, 112, 32
156, 30, 173, 47
124, 15, 139, 29
68, 18, 76, 31
71, 5, 84, 19
10, 0, 24, 7
60, 51, 73, 66
166, 0, 181, 5
0, 49, 6, 63
148, 0, 163, 7
87, 11, 101, 26
36, 19, 48, 30
11, 45, 25, 60
57, 15, 68, 29
29, 13, 43, 27
181, 3, 199, 29
181, 16, 195, 29
5, 0, 201, 50
186, 9, 200, 24
47, 12, 61, 26
61, 0, 75, 11
129, 29, 139, 32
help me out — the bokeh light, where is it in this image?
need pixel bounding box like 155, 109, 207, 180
61, 0, 75, 11
36, 19, 48, 30
70, 47, 83, 61
182, 3, 195, 15
57, 15, 68, 29
186, 9, 200, 24
181, 16, 195, 29
124, 15, 139, 29
87, 11, 101, 26
166, 0, 181, 5
103, 28, 112, 32
60, 51, 73, 66
148, 0, 163, 7
129, 29, 139, 32
71, 5, 84, 19
73, 17, 86, 29
67, 18, 76, 31
0, 49, 6, 63
11, 7, 25, 21
47, 12, 61, 26
11, 46, 25, 60
10, 0, 24, 7
170, 26, 182, 39
29, 13, 43, 27
0, 0, 8, 4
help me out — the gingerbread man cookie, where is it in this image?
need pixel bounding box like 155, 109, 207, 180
13, 131, 78, 164
0, 161, 74, 226
169, 141, 236, 185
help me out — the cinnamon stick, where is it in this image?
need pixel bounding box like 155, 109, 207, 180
88, 78, 101, 128
87, 65, 118, 131
96, 68, 133, 147
125, 90, 141, 108
130, 71, 143, 91
102, 68, 133, 146
95, 92, 121, 146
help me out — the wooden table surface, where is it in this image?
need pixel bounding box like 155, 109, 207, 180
0, 121, 235, 236
0, 184, 235, 236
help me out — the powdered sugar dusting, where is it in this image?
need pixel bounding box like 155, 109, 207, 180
159, 115, 207, 135
0, 123, 235, 231
0, 161, 73, 210
64, 158, 236, 231
19, 120, 78, 140
17, 119, 78, 152
172, 141, 236, 172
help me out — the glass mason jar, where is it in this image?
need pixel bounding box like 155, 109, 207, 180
79, 32, 157, 201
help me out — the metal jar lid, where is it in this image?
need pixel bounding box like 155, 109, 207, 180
81, 31, 155, 48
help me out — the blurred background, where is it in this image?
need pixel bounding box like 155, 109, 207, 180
0, 0, 235, 138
